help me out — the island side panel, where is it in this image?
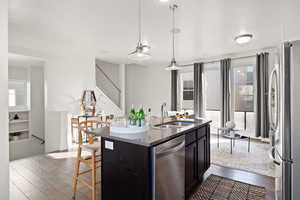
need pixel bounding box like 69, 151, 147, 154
206, 125, 211, 170
185, 124, 211, 197
101, 138, 152, 200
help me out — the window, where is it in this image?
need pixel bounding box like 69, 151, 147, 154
8, 89, 16, 107
179, 71, 194, 110
233, 66, 254, 112
8, 80, 29, 110
232, 65, 256, 136
204, 63, 221, 133
183, 80, 194, 100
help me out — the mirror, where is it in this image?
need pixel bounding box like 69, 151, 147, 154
8, 80, 29, 110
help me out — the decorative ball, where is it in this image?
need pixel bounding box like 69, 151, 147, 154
226, 121, 236, 129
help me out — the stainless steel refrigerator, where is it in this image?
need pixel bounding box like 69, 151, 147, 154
269, 40, 300, 200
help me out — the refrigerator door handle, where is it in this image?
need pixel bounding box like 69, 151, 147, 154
275, 147, 294, 164
268, 65, 279, 133
282, 158, 294, 164
269, 147, 281, 166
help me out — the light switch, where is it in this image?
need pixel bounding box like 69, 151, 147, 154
105, 140, 114, 150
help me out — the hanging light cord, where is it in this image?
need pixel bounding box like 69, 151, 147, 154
171, 5, 176, 60
138, 0, 142, 43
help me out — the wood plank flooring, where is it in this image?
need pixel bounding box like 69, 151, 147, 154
10, 152, 275, 200
10, 152, 100, 200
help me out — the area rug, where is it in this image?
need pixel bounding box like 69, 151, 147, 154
210, 134, 275, 177
190, 175, 266, 200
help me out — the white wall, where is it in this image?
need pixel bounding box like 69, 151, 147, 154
6, 48, 123, 153
119, 64, 126, 115
44, 54, 95, 152
125, 64, 171, 116
280, 0, 300, 42
30, 66, 45, 139
42, 54, 123, 152
9, 139, 44, 161
96, 59, 120, 88
0, 0, 9, 198
8, 66, 28, 80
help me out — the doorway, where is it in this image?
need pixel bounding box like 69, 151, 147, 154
8, 53, 46, 161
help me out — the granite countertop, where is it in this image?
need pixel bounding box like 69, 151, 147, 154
86, 117, 212, 147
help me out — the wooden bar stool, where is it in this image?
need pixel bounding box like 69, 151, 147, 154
71, 118, 79, 144
105, 114, 114, 122
72, 120, 110, 200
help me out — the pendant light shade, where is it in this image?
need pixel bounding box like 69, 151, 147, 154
165, 4, 181, 71
128, 42, 151, 61
81, 90, 97, 116
165, 58, 180, 70
128, 0, 151, 61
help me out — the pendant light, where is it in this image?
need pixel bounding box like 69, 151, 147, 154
128, 0, 151, 61
165, 4, 181, 71
81, 90, 97, 116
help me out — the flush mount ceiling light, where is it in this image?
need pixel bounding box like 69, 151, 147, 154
234, 34, 253, 44
160, 0, 169, 2
128, 0, 151, 61
165, 4, 181, 71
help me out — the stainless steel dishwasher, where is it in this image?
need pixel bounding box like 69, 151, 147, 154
151, 135, 185, 200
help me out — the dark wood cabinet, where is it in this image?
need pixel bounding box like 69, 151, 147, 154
197, 135, 207, 178
101, 139, 152, 200
185, 142, 198, 195
185, 125, 211, 195
101, 123, 211, 200
197, 125, 211, 176
206, 125, 211, 170
197, 126, 207, 139
185, 130, 197, 146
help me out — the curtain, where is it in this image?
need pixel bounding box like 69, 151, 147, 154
255, 53, 269, 138
171, 70, 178, 111
194, 63, 204, 118
220, 58, 231, 127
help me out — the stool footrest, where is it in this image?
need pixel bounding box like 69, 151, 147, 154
76, 177, 102, 189
77, 178, 93, 190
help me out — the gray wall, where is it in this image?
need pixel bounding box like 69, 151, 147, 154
125, 64, 171, 115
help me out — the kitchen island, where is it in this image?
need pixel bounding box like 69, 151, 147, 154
87, 117, 211, 200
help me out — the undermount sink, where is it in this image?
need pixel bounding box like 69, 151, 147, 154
154, 120, 195, 129
154, 124, 177, 129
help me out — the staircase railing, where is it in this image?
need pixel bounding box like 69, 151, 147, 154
32, 134, 45, 145
95, 64, 121, 108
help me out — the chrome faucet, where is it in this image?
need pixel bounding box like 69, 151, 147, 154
161, 102, 168, 124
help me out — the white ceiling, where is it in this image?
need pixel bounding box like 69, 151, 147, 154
8, 53, 44, 67
8, 0, 300, 65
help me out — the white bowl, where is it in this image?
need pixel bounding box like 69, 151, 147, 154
110, 125, 149, 134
